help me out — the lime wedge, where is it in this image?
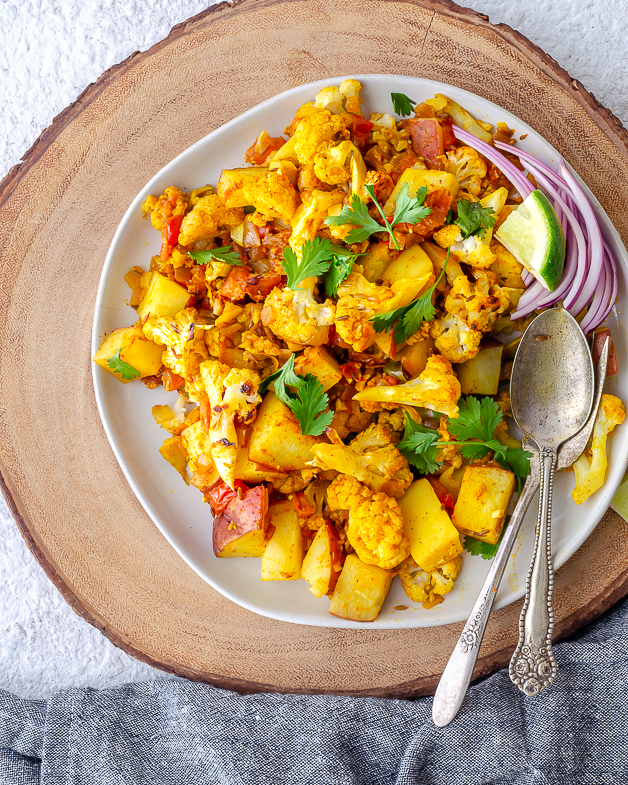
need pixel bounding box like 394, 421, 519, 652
495, 189, 565, 291
611, 471, 628, 520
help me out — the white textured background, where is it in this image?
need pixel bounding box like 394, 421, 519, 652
1, 0, 627, 700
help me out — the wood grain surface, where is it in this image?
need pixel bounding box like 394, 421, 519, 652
1, 0, 628, 698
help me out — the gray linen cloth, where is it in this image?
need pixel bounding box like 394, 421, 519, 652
2, 598, 628, 785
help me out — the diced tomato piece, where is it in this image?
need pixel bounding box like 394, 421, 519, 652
200, 398, 212, 433
592, 328, 618, 377
245, 271, 283, 301
245, 135, 286, 165
162, 369, 185, 392
348, 114, 374, 145
426, 476, 455, 516
406, 118, 445, 168
207, 482, 238, 516
340, 361, 363, 381
165, 215, 183, 245
440, 116, 457, 151
414, 188, 452, 235
382, 374, 399, 386
220, 267, 251, 301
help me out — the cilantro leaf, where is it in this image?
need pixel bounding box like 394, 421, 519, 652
282, 237, 336, 289
448, 395, 502, 443
370, 252, 448, 343
322, 249, 357, 297
454, 199, 496, 239
392, 182, 431, 226
391, 92, 417, 117
107, 349, 140, 381
289, 376, 334, 436
497, 447, 533, 479
325, 193, 385, 245
258, 356, 333, 436
189, 246, 243, 266
398, 414, 441, 474
258, 355, 302, 404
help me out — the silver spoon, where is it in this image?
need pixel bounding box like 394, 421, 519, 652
431, 337, 607, 727
508, 308, 594, 695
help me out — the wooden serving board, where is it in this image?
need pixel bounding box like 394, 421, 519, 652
2, 0, 628, 698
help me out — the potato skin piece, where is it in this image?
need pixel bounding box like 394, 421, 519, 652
212, 485, 269, 558
452, 464, 515, 544
248, 392, 321, 471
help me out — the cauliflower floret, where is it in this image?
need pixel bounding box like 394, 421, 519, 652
313, 141, 365, 187
310, 424, 412, 498
236, 168, 299, 224
377, 409, 406, 436
289, 189, 345, 250
353, 355, 462, 418
326, 475, 410, 569
430, 313, 482, 363
334, 272, 396, 351
178, 194, 244, 247
313, 86, 346, 114
262, 278, 335, 346
199, 360, 262, 489
572, 394, 626, 505
490, 242, 526, 288
444, 273, 510, 332
445, 146, 487, 196
142, 186, 188, 232
292, 111, 349, 167
142, 308, 209, 396
340, 79, 363, 116
395, 555, 462, 608
432, 224, 462, 249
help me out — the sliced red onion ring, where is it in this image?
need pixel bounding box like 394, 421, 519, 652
580, 255, 610, 334
582, 242, 618, 333
452, 126, 534, 198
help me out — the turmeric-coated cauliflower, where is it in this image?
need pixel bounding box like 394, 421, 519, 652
326, 475, 410, 569
292, 111, 349, 167
310, 424, 413, 498
313, 141, 365, 187
262, 277, 335, 346
445, 146, 487, 196
572, 394, 625, 505
429, 313, 482, 363
142, 308, 209, 397
353, 355, 462, 418
334, 272, 395, 352
142, 186, 188, 231
395, 555, 462, 608
238, 168, 299, 224
199, 360, 262, 489
178, 194, 244, 247
444, 273, 510, 332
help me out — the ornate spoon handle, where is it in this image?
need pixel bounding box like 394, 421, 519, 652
509, 446, 558, 695
432, 458, 540, 727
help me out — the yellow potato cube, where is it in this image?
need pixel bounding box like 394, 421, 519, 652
159, 436, 188, 483
301, 521, 344, 598
261, 500, 303, 581
248, 393, 321, 471
399, 338, 435, 378
328, 554, 393, 622
217, 167, 267, 208
452, 465, 515, 544
382, 244, 433, 288
384, 169, 458, 214
234, 447, 285, 484
360, 242, 391, 283
456, 340, 503, 396
93, 325, 163, 382
294, 346, 342, 392
398, 479, 462, 573
137, 273, 191, 321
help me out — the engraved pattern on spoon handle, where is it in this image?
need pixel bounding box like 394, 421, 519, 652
509, 446, 558, 696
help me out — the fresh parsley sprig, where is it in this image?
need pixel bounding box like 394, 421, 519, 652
454, 200, 496, 239
189, 246, 243, 266
107, 349, 141, 381
398, 397, 532, 480
324, 182, 432, 251
391, 92, 417, 117
259, 356, 333, 436
322, 248, 359, 297
370, 252, 448, 344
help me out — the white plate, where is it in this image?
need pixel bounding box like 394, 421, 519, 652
92, 75, 628, 629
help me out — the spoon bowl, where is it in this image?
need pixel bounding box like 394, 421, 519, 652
511, 308, 594, 449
